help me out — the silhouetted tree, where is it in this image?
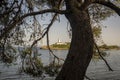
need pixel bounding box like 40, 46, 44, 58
0, 0, 120, 80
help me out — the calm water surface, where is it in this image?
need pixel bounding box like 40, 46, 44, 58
0, 49, 120, 80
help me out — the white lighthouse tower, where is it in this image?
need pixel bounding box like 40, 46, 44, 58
56, 38, 64, 45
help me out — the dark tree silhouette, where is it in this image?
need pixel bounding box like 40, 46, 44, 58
0, 0, 120, 80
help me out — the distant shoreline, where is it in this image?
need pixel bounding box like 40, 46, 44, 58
40, 47, 69, 50
41, 43, 70, 50
40, 44, 120, 50
40, 47, 120, 50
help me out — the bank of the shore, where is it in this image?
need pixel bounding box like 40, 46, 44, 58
40, 44, 120, 50
40, 47, 68, 50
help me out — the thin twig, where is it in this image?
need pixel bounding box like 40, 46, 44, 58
31, 0, 63, 48
46, 0, 65, 62
94, 42, 113, 71
85, 75, 92, 80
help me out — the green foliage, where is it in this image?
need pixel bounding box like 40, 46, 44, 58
0, 43, 17, 64
89, 4, 114, 22
19, 47, 44, 76
92, 26, 102, 39
50, 42, 70, 49
20, 48, 31, 59
22, 58, 43, 77
22, 48, 31, 55
35, 58, 43, 68
93, 51, 107, 59
52, 43, 69, 49
44, 63, 62, 76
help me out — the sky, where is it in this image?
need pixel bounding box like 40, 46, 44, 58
40, 14, 120, 46
41, 15, 70, 45
102, 15, 120, 46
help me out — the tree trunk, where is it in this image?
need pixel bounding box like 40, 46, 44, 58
55, 9, 94, 80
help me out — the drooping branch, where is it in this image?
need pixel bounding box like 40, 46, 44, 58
85, 75, 91, 80
30, 13, 57, 48
31, 0, 65, 61
0, 9, 68, 41
31, 0, 64, 48
46, 13, 65, 62
93, 0, 120, 16
94, 42, 113, 71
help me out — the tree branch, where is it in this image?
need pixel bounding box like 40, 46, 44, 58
80, 0, 92, 10
94, 42, 113, 71
31, 0, 65, 62
22, 9, 67, 18
93, 0, 120, 16
0, 9, 68, 41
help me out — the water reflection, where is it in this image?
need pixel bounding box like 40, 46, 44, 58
0, 49, 120, 80
39, 50, 68, 66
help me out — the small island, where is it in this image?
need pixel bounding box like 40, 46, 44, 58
41, 39, 70, 50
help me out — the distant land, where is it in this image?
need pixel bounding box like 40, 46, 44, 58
41, 39, 70, 50
41, 42, 70, 50
99, 44, 120, 50
40, 38, 120, 50
41, 43, 120, 50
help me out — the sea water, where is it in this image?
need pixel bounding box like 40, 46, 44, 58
0, 49, 120, 80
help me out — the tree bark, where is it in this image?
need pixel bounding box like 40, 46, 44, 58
55, 8, 94, 80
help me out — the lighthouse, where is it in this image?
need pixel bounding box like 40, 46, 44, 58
56, 38, 65, 45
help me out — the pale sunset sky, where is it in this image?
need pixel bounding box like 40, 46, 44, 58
40, 14, 120, 46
